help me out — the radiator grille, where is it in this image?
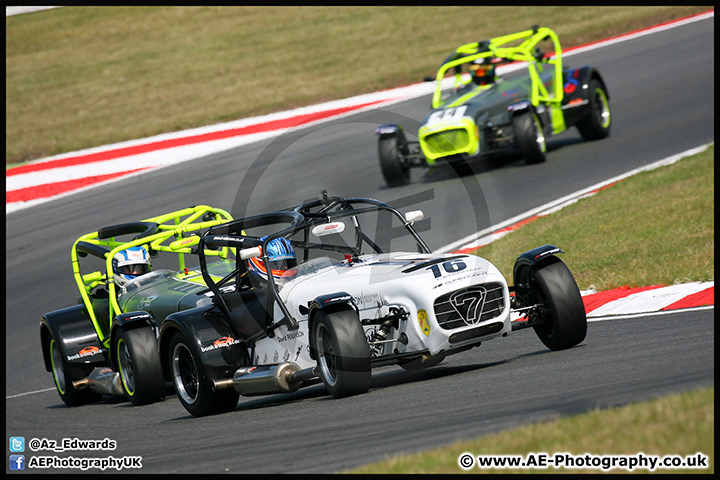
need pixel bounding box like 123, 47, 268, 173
433, 283, 504, 330
423, 128, 471, 156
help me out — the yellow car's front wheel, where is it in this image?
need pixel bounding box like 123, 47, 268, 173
379, 134, 410, 187
577, 78, 611, 141
513, 111, 547, 165
115, 326, 165, 406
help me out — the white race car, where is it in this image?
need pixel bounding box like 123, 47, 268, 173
157, 192, 587, 416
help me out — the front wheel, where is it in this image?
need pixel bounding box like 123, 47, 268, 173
529, 257, 587, 351
168, 331, 239, 417
513, 111, 547, 165
314, 308, 371, 398
576, 79, 611, 140
115, 327, 165, 406
47, 336, 102, 407
379, 134, 410, 187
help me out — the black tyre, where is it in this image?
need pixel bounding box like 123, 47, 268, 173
168, 331, 239, 417
576, 79, 611, 141
529, 257, 587, 351
379, 134, 410, 187
314, 308, 371, 398
512, 111, 547, 165
47, 337, 102, 407
115, 327, 165, 406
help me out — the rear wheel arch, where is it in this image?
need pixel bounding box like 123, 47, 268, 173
589, 71, 609, 102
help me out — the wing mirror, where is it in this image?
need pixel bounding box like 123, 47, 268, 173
404, 210, 424, 225
239, 246, 262, 260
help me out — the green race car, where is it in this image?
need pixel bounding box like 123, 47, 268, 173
39, 205, 236, 407
376, 26, 611, 186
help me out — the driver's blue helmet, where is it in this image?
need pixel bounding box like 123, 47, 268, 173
248, 236, 297, 281
112, 245, 151, 286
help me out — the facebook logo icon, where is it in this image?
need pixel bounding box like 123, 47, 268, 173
9, 455, 25, 470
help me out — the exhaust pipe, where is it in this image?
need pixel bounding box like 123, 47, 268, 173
212, 362, 316, 396
72, 367, 124, 397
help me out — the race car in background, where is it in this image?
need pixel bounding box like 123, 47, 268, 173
376, 26, 612, 186
39, 205, 235, 407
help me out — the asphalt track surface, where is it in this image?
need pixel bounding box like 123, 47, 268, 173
5, 17, 714, 473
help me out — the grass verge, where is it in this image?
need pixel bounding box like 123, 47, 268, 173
6, 6, 710, 166
478, 146, 714, 292
347, 386, 714, 474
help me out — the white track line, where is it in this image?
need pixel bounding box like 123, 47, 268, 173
6, 387, 56, 399
588, 305, 714, 322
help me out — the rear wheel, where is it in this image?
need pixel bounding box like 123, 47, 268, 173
47, 337, 102, 406
314, 308, 371, 398
379, 134, 410, 187
576, 79, 611, 140
115, 327, 165, 406
168, 331, 239, 417
528, 257, 587, 351
513, 111, 546, 165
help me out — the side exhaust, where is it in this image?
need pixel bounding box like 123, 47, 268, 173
212, 362, 317, 396
72, 367, 124, 397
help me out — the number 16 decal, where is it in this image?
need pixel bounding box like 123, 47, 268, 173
427, 259, 467, 278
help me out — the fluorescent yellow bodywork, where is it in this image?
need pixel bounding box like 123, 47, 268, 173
421, 27, 566, 160
418, 117, 480, 162
71, 205, 234, 347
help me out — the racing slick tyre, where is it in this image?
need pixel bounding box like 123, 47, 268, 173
527, 257, 587, 351
115, 326, 166, 406
168, 331, 239, 417
314, 308, 371, 398
47, 336, 103, 407
379, 134, 410, 187
576, 79, 611, 141
512, 111, 547, 165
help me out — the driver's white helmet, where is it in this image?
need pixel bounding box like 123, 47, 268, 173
112, 246, 151, 286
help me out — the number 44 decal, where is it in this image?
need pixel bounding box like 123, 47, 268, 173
426, 259, 466, 278
426, 106, 468, 126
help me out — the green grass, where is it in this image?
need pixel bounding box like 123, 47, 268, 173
477, 146, 714, 292
347, 147, 714, 474
348, 386, 714, 474
5, 6, 710, 166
